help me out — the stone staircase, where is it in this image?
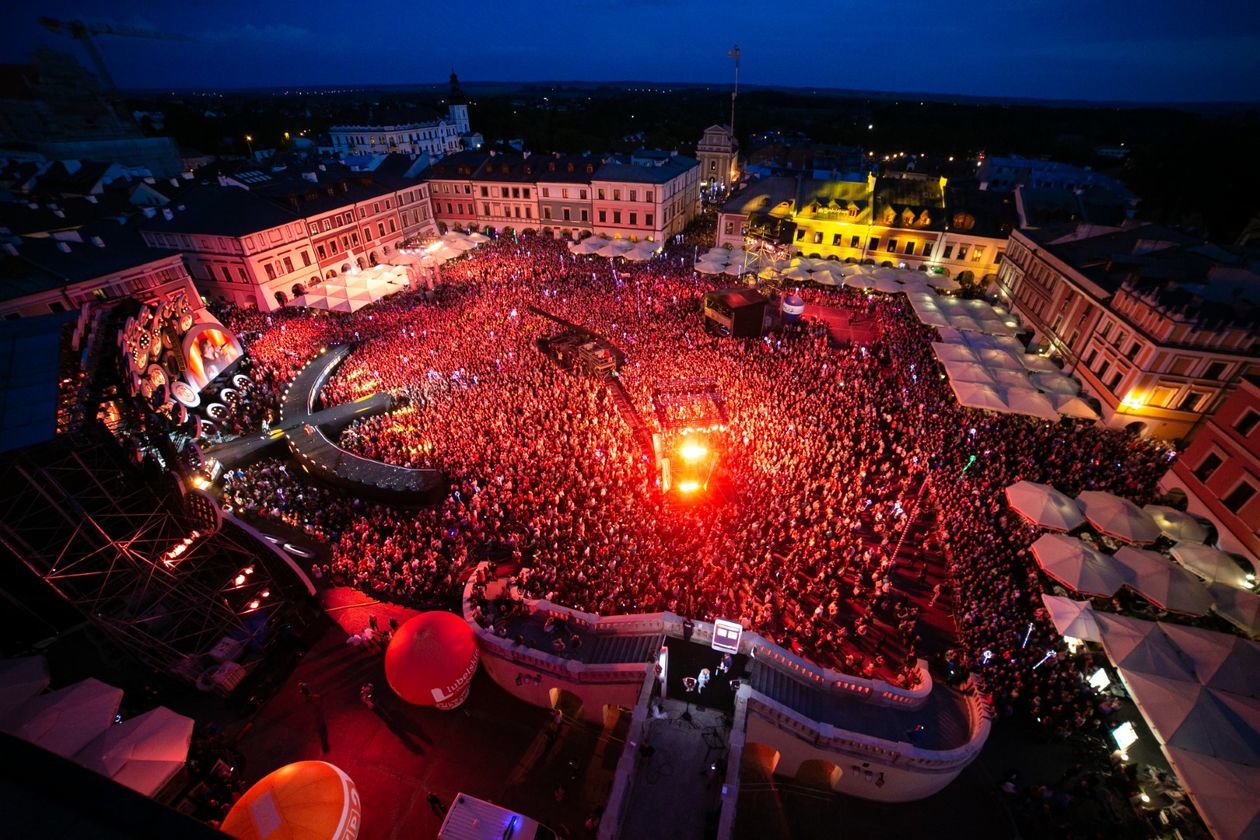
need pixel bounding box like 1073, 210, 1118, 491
586, 632, 663, 665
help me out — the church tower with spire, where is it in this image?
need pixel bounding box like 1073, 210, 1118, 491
447, 70, 470, 135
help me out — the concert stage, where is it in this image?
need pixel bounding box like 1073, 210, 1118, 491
663, 636, 749, 716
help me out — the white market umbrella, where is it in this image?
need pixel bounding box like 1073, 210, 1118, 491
1208, 583, 1260, 638
1164, 748, 1260, 840
926, 275, 961, 292
695, 260, 726, 275
1077, 490, 1162, 544
704, 247, 733, 264
943, 359, 995, 384
1031, 533, 1130, 597
1051, 394, 1101, 421
1032, 372, 1080, 396
1002, 387, 1061, 421
597, 239, 633, 258
990, 368, 1033, 390
1096, 613, 1195, 681
868, 267, 902, 282
0, 655, 50, 718
845, 274, 877, 290
1019, 354, 1059, 372
74, 706, 194, 796
1158, 623, 1260, 699
722, 261, 746, 276
1113, 546, 1214, 616
573, 237, 605, 254
466, 231, 491, 243
1118, 670, 1260, 766
1, 677, 122, 759
1040, 594, 1102, 642
1144, 506, 1209, 544
832, 263, 867, 277
931, 342, 979, 363
951, 380, 1009, 413
1006, 481, 1085, 531
1170, 543, 1251, 589
782, 266, 813, 283
871, 277, 903, 294
977, 348, 1024, 370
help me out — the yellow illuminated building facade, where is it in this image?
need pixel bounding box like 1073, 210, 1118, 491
717, 173, 1008, 284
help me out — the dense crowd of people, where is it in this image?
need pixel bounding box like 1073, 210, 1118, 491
216, 233, 1170, 712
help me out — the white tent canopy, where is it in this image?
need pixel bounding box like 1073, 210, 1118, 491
1077, 490, 1162, 544
1006, 480, 1085, 531
1113, 546, 1215, 616
0, 655, 50, 718
74, 706, 194, 796
1040, 594, 1102, 642
1031, 533, 1130, 597
1144, 506, 1209, 544
0, 677, 122, 759
1171, 543, 1252, 589
293, 266, 407, 313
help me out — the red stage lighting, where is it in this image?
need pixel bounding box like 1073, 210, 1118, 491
678, 480, 701, 494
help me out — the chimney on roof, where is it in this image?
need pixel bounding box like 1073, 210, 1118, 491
85, 195, 98, 204
27, 202, 38, 210
182, 171, 194, 180
53, 209, 65, 219
162, 208, 174, 220
57, 241, 71, 253
143, 207, 156, 218
319, 164, 327, 171
90, 235, 105, 248
177, 204, 185, 211
522, 150, 530, 159
218, 175, 229, 187
302, 171, 318, 183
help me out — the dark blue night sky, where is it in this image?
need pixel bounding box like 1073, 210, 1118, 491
2, 0, 1258, 102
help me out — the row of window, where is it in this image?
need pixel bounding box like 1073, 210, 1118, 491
595, 210, 654, 227
539, 187, 589, 200
594, 188, 654, 203
1192, 452, 1257, 514
261, 250, 313, 281
542, 207, 588, 223
480, 185, 532, 200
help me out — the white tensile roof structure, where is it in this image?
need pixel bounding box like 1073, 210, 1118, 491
73, 706, 195, 797
0, 677, 123, 759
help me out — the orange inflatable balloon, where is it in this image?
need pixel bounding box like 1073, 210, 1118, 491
385, 611, 479, 709
222, 761, 361, 840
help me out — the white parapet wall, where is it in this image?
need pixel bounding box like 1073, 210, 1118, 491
462, 563, 992, 827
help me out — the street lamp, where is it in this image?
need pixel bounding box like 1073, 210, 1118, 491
245, 134, 254, 158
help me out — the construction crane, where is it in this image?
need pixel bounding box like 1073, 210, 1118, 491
38, 17, 194, 91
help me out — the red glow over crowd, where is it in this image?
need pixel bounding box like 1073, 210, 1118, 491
216, 233, 1169, 722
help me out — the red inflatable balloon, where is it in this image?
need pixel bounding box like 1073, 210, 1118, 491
385, 611, 478, 710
